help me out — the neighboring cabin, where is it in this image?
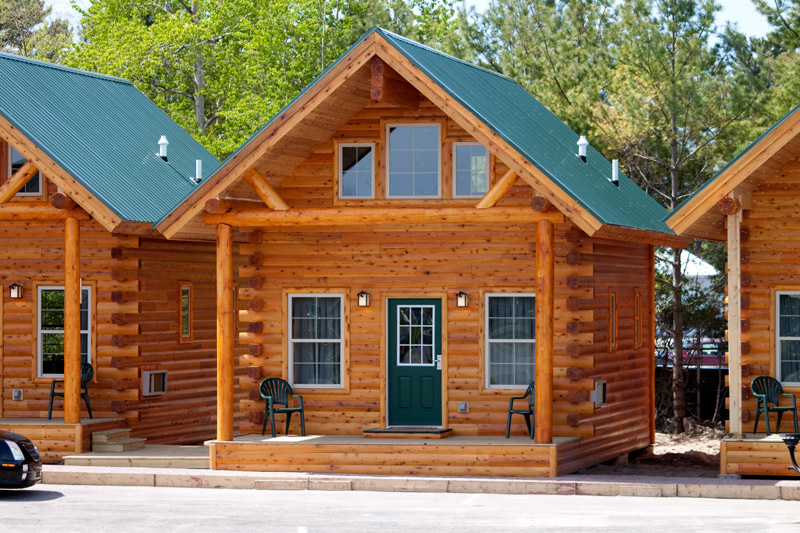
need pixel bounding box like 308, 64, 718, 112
0, 52, 229, 460
161, 28, 689, 476
668, 103, 800, 477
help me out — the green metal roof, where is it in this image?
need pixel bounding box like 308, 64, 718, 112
0, 52, 221, 224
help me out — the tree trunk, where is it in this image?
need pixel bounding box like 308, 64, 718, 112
669, 116, 685, 434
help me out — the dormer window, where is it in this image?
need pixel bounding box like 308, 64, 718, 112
386, 124, 440, 198
339, 143, 375, 199
9, 145, 41, 196
453, 142, 489, 198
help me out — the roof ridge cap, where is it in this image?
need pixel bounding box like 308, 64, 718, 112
376, 27, 515, 83
0, 51, 132, 85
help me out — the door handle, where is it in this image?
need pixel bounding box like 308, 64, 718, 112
435, 354, 442, 370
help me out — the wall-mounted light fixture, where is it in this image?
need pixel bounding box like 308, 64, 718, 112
456, 291, 469, 308
357, 291, 370, 307
9, 283, 22, 299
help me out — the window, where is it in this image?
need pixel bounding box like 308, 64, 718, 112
485, 294, 535, 388
142, 370, 168, 396
180, 282, 192, 341
776, 292, 800, 385
8, 145, 41, 196
37, 286, 91, 378
453, 142, 489, 198
289, 294, 344, 387
635, 289, 642, 348
339, 143, 374, 199
386, 124, 440, 198
609, 289, 618, 350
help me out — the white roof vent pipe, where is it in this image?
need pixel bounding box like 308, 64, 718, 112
577, 135, 589, 162
611, 159, 620, 187
158, 135, 169, 162
194, 159, 202, 184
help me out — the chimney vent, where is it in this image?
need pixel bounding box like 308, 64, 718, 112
611, 159, 620, 187
193, 159, 202, 184
577, 136, 589, 162
158, 136, 169, 162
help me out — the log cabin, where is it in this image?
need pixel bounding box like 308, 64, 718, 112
0, 52, 227, 460
667, 103, 800, 477
160, 28, 689, 477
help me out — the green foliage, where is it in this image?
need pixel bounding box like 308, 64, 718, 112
0, 0, 72, 61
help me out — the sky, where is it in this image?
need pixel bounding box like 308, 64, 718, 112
48, 0, 773, 38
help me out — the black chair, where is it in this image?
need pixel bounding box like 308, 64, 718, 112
751, 375, 798, 435
506, 381, 535, 439
48, 362, 93, 420
259, 377, 305, 437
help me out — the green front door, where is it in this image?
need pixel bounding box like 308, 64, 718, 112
387, 298, 442, 426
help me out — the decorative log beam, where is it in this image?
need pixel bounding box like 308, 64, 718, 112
0, 161, 38, 204
371, 57, 419, 108
727, 210, 743, 437
717, 196, 741, 215
50, 192, 77, 210
0, 205, 90, 221
64, 215, 81, 423
204, 206, 564, 228
530, 195, 554, 213
243, 168, 289, 211
216, 223, 235, 443
475, 170, 517, 209
535, 219, 554, 444
205, 197, 234, 214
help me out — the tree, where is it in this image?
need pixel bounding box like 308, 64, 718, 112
0, 0, 72, 62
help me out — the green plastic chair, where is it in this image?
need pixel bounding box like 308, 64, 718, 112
259, 377, 305, 437
48, 362, 93, 419
505, 381, 535, 439
751, 375, 798, 435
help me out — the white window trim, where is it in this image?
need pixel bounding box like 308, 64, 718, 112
395, 303, 437, 367
385, 123, 442, 199
452, 142, 490, 198
37, 285, 92, 379
338, 142, 375, 199
776, 291, 800, 386
288, 293, 345, 389
485, 292, 536, 390
8, 145, 42, 197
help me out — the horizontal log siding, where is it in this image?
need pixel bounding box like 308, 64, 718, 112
737, 165, 800, 435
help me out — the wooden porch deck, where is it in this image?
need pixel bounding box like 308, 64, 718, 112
721, 434, 800, 477
0, 417, 126, 463
210, 434, 581, 478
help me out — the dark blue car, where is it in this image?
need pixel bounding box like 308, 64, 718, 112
0, 430, 42, 488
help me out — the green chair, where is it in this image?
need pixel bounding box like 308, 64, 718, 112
48, 362, 93, 420
751, 375, 798, 435
506, 381, 535, 439
259, 377, 305, 437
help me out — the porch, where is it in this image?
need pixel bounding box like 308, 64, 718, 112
721, 434, 800, 477
209, 434, 581, 478
0, 417, 126, 463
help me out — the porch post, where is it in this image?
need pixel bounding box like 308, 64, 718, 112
216, 223, 235, 441
726, 207, 743, 437
535, 219, 554, 443
64, 215, 81, 423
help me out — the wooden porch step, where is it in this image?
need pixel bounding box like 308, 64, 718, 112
362, 427, 453, 439
92, 428, 132, 444
92, 438, 147, 452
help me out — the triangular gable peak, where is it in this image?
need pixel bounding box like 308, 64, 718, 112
667, 103, 800, 241
159, 29, 685, 247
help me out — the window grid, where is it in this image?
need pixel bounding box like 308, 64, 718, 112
338, 143, 375, 199
485, 293, 536, 389
38, 286, 91, 378
289, 294, 344, 388
396, 305, 435, 366
386, 123, 441, 199
452, 142, 489, 198
776, 291, 800, 385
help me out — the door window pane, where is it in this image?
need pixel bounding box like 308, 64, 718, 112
397, 305, 436, 366
486, 294, 535, 387
387, 125, 440, 198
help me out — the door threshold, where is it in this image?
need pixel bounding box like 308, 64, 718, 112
363, 427, 453, 439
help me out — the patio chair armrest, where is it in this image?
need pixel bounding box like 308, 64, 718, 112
782, 391, 798, 407
291, 394, 303, 408
50, 379, 63, 393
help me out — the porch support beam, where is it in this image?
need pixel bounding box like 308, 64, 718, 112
725, 202, 743, 437
216, 223, 235, 442
243, 168, 289, 211
0, 161, 38, 204
204, 206, 564, 228
475, 170, 517, 209
535, 218, 554, 443
0, 205, 90, 221
63, 215, 81, 423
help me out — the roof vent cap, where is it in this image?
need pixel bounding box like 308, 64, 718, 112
158, 135, 169, 162
611, 159, 620, 187
193, 159, 202, 184
577, 135, 589, 162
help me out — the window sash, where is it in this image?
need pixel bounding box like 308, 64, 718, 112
9, 145, 41, 196
338, 143, 375, 199
386, 123, 441, 199
180, 283, 192, 340
452, 142, 489, 198
38, 286, 91, 378
289, 294, 344, 388
777, 291, 800, 385
485, 293, 535, 389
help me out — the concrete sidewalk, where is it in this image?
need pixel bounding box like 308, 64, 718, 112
41, 464, 800, 500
